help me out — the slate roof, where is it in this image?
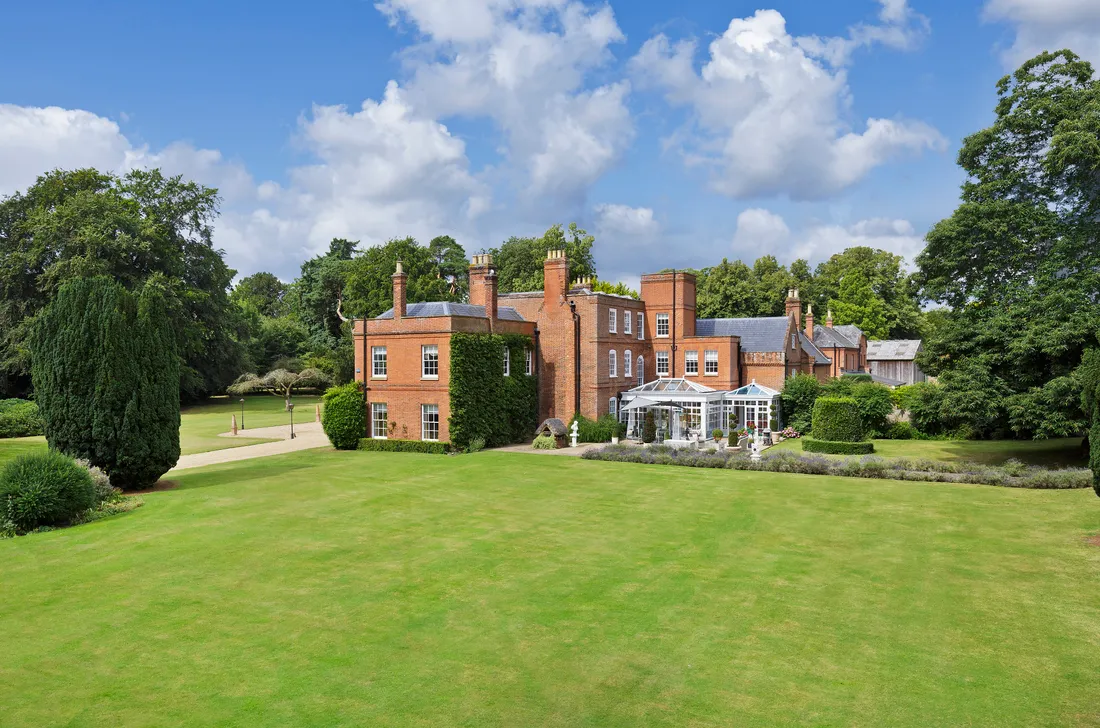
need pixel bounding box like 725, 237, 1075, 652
376, 302, 526, 322
799, 333, 832, 365
694, 316, 790, 352
812, 324, 863, 349
866, 339, 922, 361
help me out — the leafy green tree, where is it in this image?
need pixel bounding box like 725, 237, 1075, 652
428, 235, 470, 299
232, 272, 288, 317
246, 316, 311, 373
30, 277, 180, 489
343, 237, 457, 319
592, 280, 639, 299
829, 271, 890, 339
751, 256, 796, 316
228, 368, 331, 410
781, 374, 821, 432
696, 259, 756, 319
293, 238, 356, 341
916, 51, 1100, 439
814, 247, 922, 338
491, 223, 596, 294
0, 168, 242, 402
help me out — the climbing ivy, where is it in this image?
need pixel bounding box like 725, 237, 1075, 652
449, 333, 537, 449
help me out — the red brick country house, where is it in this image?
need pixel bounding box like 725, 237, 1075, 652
354, 251, 866, 443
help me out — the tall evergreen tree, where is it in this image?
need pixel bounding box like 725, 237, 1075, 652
31, 277, 180, 489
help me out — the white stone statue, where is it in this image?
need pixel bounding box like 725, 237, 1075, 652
570, 420, 580, 448
750, 431, 763, 461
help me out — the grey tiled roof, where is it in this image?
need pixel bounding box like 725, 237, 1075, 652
799, 333, 832, 365
376, 302, 526, 322
694, 316, 790, 352
813, 324, 862, 349
866, 339, 922, 361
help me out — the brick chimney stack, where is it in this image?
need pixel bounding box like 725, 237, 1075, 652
826, 309, 834, 328
544, 249, 569, 304
785, 288, 802, 329
469, 254, 498, 319
805, 303, 815, 340
392, 260, 407, 320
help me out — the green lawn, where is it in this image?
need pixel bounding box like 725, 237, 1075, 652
0, 394, 322, 462
2, 450, 1098, 726
177, 394, 322, 455
773, 435, 1088, 467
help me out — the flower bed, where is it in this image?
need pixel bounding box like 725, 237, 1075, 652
580, 445, 1091, 489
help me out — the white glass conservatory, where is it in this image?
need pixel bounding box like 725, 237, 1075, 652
618, 378, 782, 444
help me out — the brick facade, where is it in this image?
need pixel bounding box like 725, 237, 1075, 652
354, 252, 858, 443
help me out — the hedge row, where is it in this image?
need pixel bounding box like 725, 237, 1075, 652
358, 439, 449, 454
802, 438, 875, 455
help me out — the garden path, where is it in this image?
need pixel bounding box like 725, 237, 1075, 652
171, 422, 328, 471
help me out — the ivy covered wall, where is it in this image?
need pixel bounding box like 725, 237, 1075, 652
449, 332, 537, 448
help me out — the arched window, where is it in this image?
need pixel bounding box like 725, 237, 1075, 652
609, 397, 618, 417
609, 350, 617, 377
624, 350, 632, 378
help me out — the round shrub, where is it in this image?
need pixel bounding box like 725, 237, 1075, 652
811, 397, 866, 442
0, 451, 97, 533
802, 438, 875, 455
321, 383, 365, 450
882, 421, 915, 440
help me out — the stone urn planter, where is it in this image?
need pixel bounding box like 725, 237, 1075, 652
611, 436, 620, 445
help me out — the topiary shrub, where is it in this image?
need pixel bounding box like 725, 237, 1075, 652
0, 399, 44, 438
811, 397, 866, 442
643, 411, 657, 444
801, 438, 875, 455
321, 383, 365, 450
0, 451, 97, 533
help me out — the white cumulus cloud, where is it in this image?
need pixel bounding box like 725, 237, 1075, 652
732, 208, 925, 265
984, 0, 1100, 66
631, 7, 944, 200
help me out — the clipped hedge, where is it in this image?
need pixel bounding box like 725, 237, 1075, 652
449, 333, 537, 449
0, 399, 44, 438
359, 439, 449, 454
321, 383, 365, 450
812, 397, 865, 442
0, 451, 97, 533
802, 437, 875, 455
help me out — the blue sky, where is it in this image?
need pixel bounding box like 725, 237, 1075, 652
1, 0, 1095, 286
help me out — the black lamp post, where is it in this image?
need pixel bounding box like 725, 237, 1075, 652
239, 398, 246, 431
288, 403, 295, 440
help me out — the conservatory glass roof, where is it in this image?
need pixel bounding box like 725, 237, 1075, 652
626, 378, 716, 394
728, 381, 781, 397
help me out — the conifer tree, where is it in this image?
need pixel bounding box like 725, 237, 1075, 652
31, 277, 180, 489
